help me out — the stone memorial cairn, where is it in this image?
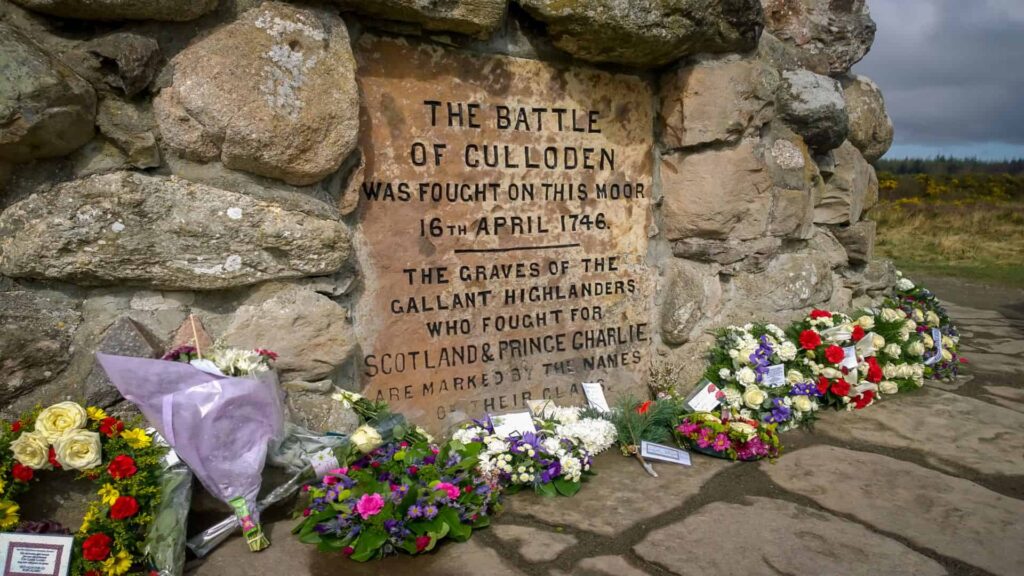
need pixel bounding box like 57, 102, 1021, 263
0, 0, 892, 438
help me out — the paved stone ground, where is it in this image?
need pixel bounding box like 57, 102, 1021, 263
188, 275, 1024, 576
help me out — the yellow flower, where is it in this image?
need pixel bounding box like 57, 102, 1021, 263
101, 550, 132, 576
98, 484, 120, 506
0, 501, 19, 529
121, 428, 152, 449
0, 476, 6, 497
86, 406, 108, 421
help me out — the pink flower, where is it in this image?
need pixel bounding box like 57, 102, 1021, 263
302, 509, 311, 517
328, 467, 348, 476
435, 482, 461, 499
677, 422, 700, 436
415, 536, 431, 552
712, 433, 731, 452
324, 476, 339, 486
355, 493, 385, 519
407, 466, 419, 475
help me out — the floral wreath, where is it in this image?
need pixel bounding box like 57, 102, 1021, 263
0, 401, 164, 576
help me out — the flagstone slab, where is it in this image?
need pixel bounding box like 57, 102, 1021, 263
815, 387, 1024, 476
491, 523, 577, 562
981, 385, 1024, 414
554, 555, 650, 576
504, 450, 733, 537
634, 497, 945, 576
762, 446, 1024, 576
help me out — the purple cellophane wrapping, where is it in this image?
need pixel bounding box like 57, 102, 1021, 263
96, 353, 284, 524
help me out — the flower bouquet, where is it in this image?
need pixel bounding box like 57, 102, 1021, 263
888, 271, 965, 380
450, 405, 608, 497
675, 412, 781, 461
293, 439, 499, 561
704, 323, 813, 431
97, 343, 285, 553
1, 402, 168, 576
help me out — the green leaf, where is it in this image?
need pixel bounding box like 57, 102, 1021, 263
536, 482, 558, 498
553, 477, 581, 497
299, 531, 322, 545
439, 508, 471, 541
351, 527, 388, 562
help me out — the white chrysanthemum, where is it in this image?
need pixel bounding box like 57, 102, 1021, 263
556, 418, 617, 454
452, 427, 483, 445
778, 341, 798, 361
559, 454, 583, 483
719, 368, 732, 380
896, 278, 915, 291
736, 367, 756, 387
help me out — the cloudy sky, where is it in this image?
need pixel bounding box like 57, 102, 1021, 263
853, 0, 1024, 159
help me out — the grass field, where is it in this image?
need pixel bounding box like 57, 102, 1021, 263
872, 172, 1024, 288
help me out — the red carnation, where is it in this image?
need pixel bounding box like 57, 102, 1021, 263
816, 376, 830, 395
830, 379, 851, 397
636, 400, 653, 415
48, 446, 61, 469
12, 463, 33, 483
866, 358, 883, 384
82, 533, 112, 562
809, 309, 832, 319
99, 417, 124, 438
107, 455, 137, 480
109, 496, 139, 520
852, 325, 865, 342
342, 546, 355, 557
853, 390, 875, 409
85, 571, 101, 576
799, 330, 822, 350
10, 421, 21, 433
255, 348, 278, 361
824, 345, 845, 364
415, 535, 431, 552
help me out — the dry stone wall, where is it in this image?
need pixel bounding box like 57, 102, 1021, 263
0, 0, 894, 435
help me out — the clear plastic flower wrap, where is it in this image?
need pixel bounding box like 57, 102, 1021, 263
96, 353, 285, 552
144, 435, 193, 576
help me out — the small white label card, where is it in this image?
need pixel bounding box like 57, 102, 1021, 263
309, 447, 341, 478
0, 533, 73, 576
841, 346, 859, 369
640, 441, 691, 466
762, 364, 787, 388
581, 382, 611, 413
490, 411, 537, 438
686, 380, 723, 412
924, 327, 944, 366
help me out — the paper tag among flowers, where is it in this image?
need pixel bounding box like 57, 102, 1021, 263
581, 382, 611, 413
686, 380, 724, 412
841, 346, 859, 369
490, 412, 537, 438
855, 332, 876, 357
309, 448, 341, 479
762, 364, 787, 388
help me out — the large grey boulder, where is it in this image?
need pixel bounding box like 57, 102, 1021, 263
0, 172, 352, 290
222, 284, 355, 382
154, 2, 360, 185
331, 0, 507, 38
842, 74, 894, 162
0, 24, 96, 162
777, 69, 848, 153
516, 0, 764, 68
0, 291, 81, 405
761, 0, 875, 74
814, 141, 877, 225
10, 0, 217, 21
660, 54, 779, 149
660, 259, 721, 346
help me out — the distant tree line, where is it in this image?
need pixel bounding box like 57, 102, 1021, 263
875, 156, 1024, 176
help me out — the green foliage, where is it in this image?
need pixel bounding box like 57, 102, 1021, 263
609, 396, 677, 453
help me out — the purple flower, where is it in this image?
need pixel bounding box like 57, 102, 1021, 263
423, 505, 438, 520
407, 504, 423, 519
764, 398, 792, 424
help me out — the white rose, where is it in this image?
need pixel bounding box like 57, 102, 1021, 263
884, 343, 902, 358
792, 395, 813, 412
941, 349, 953, 362
10, 431, 50, 469
723, 387, 743, 408
857, 315, 876, 330
34, 401, 87, 443
896, 277, 915, 291
778, 341, 798, 361
912, 309, 925, 323
742, 386, 767, 409
879, 381, 899, 395
786, 369, 805, 384
872, 334, 886, 350
923, 334, 934, 348
729, 422, 757, 441
898, 364, 915, 378
736, 367, 756, 387
941, 336, 954, 349
53, 429, 102, 471
719, 368, 732, 381
908, 341, 925, 356
883, 363, 899, 379
351, 425, 383, 454
880, 308, 904, 323
905, 320, 917, 332
926, 311, 940, 326
820, 367, 843, 380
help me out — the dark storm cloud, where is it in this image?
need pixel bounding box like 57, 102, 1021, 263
853, 0, 1024, 149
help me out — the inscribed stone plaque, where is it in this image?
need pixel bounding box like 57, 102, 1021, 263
353, 36, 655, 433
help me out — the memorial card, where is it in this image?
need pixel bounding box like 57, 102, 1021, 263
640, 441, 691, 466
0, 534, 73, 576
